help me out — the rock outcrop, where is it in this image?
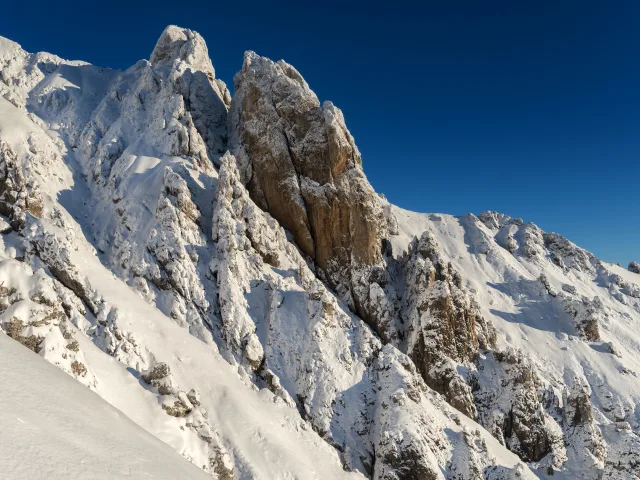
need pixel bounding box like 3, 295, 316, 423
229, 51, 386, 311
473, 349, 566, 467
629, 261, 640, 274
399, 232, 496, 418
478, 211, 546, 259
0, 258, 96, 388
210, 154, 529, 479
0, 140, 44, 230
562, 381, 607, 479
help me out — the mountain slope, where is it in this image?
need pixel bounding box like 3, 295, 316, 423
390, 208, 640, 478
0, 333, 212, 480
0, 25, 638, 479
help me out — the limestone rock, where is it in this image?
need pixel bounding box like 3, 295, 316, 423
209, 154, 530, 479
151, 26, 215, 77
473, 349, 564, 466
0, 259, 97, 388
229, 51, 386, 296
562, 381, 606, 477
394, 232, 496, 418
4, 25, 632, 480
0, 140, 44, 230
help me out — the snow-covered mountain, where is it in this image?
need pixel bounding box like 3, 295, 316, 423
0, 26, 638, 479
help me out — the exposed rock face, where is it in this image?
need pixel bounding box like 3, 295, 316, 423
473, 349, 565, 466
228, 54, 500, 426
229, 51, 386, 304
399, 232, 496, 418
210, 155, 527, 479
629, 261, 640, 274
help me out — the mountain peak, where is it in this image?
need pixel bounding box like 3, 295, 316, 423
150, 25, 214, 77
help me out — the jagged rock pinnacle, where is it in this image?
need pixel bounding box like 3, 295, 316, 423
150, 25, 216, 78
229, 50, 386, 284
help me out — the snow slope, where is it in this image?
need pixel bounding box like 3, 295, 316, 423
0, 333, 211, 480
0, 38, 366, 479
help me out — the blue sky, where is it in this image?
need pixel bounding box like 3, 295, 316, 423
1, 1, 638, 265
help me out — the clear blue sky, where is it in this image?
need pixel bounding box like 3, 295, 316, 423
1, 1, 638, 265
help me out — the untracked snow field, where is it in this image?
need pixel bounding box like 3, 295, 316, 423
0, 333, 211, 479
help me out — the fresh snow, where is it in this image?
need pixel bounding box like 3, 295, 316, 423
0, 35, 365, 480
390, 206, 640, 477
0, 333, 211, 479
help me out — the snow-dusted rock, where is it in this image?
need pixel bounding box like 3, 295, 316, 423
473, 348, 565, 467
398, 232, 496, 418
0, 258, 96, 387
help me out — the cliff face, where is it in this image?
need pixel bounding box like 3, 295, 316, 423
1, 26, 640, 480
229, 52, 386, 299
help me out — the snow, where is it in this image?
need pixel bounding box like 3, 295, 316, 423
0, 44, 364, 478
0, 333, 211, 480
67, 237, 365, 480
608, 261, 640, 288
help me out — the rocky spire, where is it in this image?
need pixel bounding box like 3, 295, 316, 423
150, 25, 231, 155
229, 51, 387, 292
150, 25, 215, 78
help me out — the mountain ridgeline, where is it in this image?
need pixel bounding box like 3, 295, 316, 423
0, 26, 639, 479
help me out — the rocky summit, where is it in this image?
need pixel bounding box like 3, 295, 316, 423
0, 25, 639, 480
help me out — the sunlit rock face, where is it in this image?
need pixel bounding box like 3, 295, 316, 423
229, 51, 386, 293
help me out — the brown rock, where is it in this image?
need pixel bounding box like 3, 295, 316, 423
1, 318, 43, 352
229, 52, 386, 288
